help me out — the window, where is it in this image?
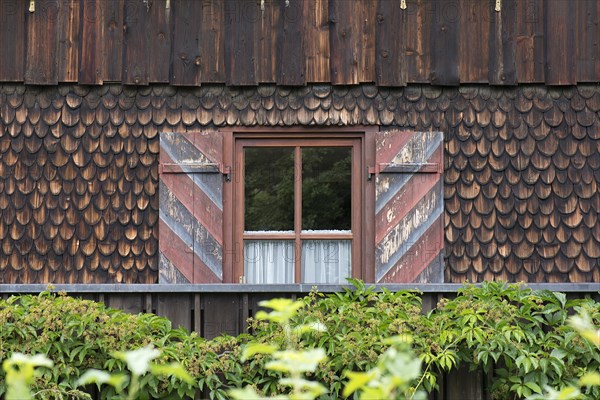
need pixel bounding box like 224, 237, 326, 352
233, 137, 363, 284
158, 127, 444, 284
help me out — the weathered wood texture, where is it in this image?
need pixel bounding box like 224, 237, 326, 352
0, 84, 598, 284
1, 0, 598, 86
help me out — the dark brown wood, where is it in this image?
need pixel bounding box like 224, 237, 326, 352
459, 0, 489, 83
375, 0, 407, 86
328, 0, 359, 84
358, 0, 376, 83
122, 0, 149, 85
102, 0, 124, 82
515, 0, 545, 83
257, 0, 279, 83
304, 0, 329, 82
200, 0, 225, 82
147, 0, 171, 83
157, 293, 191, 331
58, 0, 80, 82
25, 0, 59, 84
225, 0, 258, 85
79, 0, 103, 84
277, 0, 305, 85
430, 0, 459, 85
0, 0, 25, 81
405, 0, 433, 83
544, 0, 576, 85
170, 0, 202, 86
489, 0, 517, 84
203, 295, 240, 339
576, 0, 600, 82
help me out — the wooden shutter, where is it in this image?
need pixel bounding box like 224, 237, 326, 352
374, 129, 444, 283
158, 132, 224, 283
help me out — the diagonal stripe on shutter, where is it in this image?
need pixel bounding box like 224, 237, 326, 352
375, 129, 444, 282
159, 132, 224, 283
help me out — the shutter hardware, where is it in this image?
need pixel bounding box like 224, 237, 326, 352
158, 162, 232, 181
368, 162, 442, 180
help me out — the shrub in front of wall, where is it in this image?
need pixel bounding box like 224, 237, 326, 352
1, 283, 598, 400
0, 291, 239, 399
240, 280, 600, 399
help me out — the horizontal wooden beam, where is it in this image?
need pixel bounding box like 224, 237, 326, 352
1, 283, 598, 294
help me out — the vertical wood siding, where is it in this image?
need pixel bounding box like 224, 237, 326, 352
1, 0, 598, 86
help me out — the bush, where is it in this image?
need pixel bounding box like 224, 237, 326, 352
243, 280, 600, 399
1, 282, 598, 400
0, 291, 238, 399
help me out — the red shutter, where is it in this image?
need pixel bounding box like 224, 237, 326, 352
159, 131, 224, 283
375, 129, 444, 283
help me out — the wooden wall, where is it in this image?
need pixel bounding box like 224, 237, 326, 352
0, 0, 599, 87
0, 83, 598, 284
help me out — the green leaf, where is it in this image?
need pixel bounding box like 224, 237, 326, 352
579, 372, 600, 387
112, 346, 160, 376
76, 369, 127, 392
241, 343, 278, 361
343, 371, 377, 397
150, 363, 194, 385
524, 381, 542, 394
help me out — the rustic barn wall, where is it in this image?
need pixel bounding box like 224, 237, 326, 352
0, 0, 599, 86
0, 83, 598, 284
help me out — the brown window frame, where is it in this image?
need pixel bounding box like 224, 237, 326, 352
221, 127, 377, 284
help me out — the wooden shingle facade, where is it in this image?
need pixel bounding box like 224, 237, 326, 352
0, 0, 599, 285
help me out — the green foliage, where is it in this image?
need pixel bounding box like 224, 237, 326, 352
0, 291, 234, 399
230, 298, 329, 400
1, 282, 598, 400
344, 336, 425, 400
244, 281, 600, 399
76, 346, 193, 400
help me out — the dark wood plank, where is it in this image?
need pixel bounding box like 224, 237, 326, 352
203, 294, 241, 339
200, 0, 226, 82
157, 293, 191, 331
147, 0, 171, 83
405, 0, 433, 83
544, 0, 576, 85
122, 0, 149, 85
446, 364, 485, 399
257, 0, 278, 83
277, 0, 305, 85
170, 0, 202, 86
489, 0, 517, 84
107, 294, 144, 314
515, 0, 544, 83
358, 0, 376, 83
102, 0, 124, 82
375, 0, 407, 86
576, 0, 600, 82
459, 0, 489, 83
0, 0, 25, 81
79, 0, 103, 84
57, 0, 80, 82
329, 0, 359, 84
430, 0, 459, 85
304, 0, 329, 82
225, 0, 258, 86
25, 0, 59, 84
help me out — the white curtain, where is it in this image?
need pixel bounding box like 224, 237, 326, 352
302, 240, 351, 284
244, 240, 295, 283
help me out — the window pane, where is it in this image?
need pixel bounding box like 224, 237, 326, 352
245, 240, 295, 283
302, 147, 352, 230
302, 240, 351, 284
245, 147, 294, 231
